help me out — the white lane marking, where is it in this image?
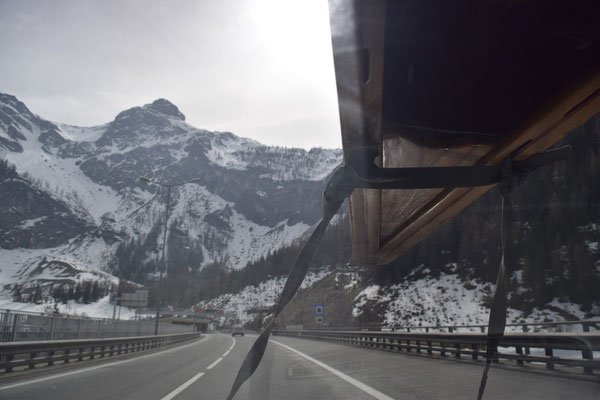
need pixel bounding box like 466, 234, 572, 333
160, 372, 205, 400
271, 339, 395, 400
162, 335, 235, 399
222, 337, 236, 358
206, 336, 235, 370
205, 357, 223, 370
0, 335, 210, 391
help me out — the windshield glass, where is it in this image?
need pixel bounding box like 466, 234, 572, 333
0, 1, 599, 399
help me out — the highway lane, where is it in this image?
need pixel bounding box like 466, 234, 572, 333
0, 333, 598, 399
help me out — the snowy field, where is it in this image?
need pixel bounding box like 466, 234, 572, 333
0, 295, 136, 319
353, 266, 600, 332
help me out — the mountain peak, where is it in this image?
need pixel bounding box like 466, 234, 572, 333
0, 92, 34, 117
145, 98, 185, 121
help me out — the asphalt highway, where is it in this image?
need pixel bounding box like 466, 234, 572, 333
0, 334, 598, 399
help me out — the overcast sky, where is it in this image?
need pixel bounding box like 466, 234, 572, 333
0, 0, 342, 149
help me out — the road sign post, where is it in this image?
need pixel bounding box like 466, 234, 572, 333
314, 304, 324, 325
314, 304, 324, 316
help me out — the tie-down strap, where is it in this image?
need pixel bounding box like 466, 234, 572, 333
226, 145, 570, 400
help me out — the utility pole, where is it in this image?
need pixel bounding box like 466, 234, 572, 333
193, 306, 198, 332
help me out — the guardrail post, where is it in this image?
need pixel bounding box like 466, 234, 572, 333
427, 341, 432, 355
581, 348, 593, 374
448, 327, 453, 333
472, 344, 479, 360
64, 349, 70, 364
480, 326, 485, 333
11, 313, 19, 342
545, 348, 555, 370
522, 324, 529, 333
5, 354, 14, 373
29, 352, 37, 369
454, 343, 461, 359
440, 342, 446, 357
48, 350, 55, 366
516, 346, 524, 366
49, 317, 55, 340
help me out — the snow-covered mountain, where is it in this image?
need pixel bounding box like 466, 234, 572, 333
0, 93, 342, 302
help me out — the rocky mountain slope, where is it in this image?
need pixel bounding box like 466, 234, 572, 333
0, 93, 342, 304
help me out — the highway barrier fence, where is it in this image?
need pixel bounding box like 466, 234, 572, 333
273, 329, 600, 375
0, 309, 191, 342
0, 332, 202, 374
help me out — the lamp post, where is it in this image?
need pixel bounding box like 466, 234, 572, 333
140, 176, 201, 335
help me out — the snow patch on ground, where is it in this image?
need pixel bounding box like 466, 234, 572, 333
0, 238, 118, 288
197, 270, 332, 325
0, 295, 136, 319
585, 241, 598, 253
353, 272, 600, 332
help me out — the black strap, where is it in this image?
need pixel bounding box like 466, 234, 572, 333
226, 167, 354, 400
475, 147, 561, 399
226, 146, 570, 400
477, 193, 512, 400
343, 146, 571, 190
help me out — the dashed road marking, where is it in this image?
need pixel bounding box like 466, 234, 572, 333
163, 335, 235, 399
206, 357, 223, 370
160, 372, 205, 400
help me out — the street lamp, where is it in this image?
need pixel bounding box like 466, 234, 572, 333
139, 176, 201, 335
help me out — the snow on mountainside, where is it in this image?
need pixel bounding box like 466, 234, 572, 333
353, 268, 600, 332
0, 93, 343, 307
207, 132, 341, 181
197, 268, 333, 325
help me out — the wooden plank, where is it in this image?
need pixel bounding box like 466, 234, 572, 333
330, 0, 600, 265
330, 0, 386, 265
377, 70, 600, 265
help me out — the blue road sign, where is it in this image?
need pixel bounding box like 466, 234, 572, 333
314, 304, 324, 316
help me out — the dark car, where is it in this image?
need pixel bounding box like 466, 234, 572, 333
232, 326, 244, 337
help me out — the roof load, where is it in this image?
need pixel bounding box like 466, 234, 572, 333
329, 0, 600, 266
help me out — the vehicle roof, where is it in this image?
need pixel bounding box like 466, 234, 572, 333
329, 0, 600, 265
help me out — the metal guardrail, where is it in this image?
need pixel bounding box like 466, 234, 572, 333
389, 320, 600, 333
305, 319, 600, 333
273, 330, 600, 375
0, 309, 191, 342
0, 332, 202, 374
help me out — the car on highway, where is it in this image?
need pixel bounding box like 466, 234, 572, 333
232, 326, 244, 337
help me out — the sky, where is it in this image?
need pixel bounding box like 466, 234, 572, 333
0, 0, 342, 149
